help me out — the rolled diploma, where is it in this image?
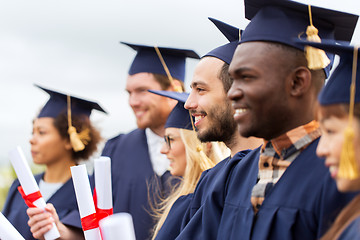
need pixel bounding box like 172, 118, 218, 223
99, 213, 136, 240
0, 212, 25, 240
94, 156, 113, 210
9, 146, 60, 240
70, 164, 101, 240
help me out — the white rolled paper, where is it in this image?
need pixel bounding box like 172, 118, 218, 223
0, 212, 25, 240
70, 164, 101, 240
99, 213, 136, 240
9, 146, 60, 240
94, 156, 113, 210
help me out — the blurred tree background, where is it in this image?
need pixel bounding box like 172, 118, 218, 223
0, 164, 44, 210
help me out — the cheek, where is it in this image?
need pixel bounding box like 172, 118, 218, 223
331, 134, 345, 160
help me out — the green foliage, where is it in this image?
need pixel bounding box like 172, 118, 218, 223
0, 164, 45, 210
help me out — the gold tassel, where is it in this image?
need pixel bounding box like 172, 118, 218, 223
305, 5, 330, 70
154, 46, 183, 93
338, 126, 358, 179
68, 126, 86, 152
67, 95, 85, 152
338, 46, 359, 179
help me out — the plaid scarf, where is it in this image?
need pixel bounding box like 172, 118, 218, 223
251, 120, 321, 213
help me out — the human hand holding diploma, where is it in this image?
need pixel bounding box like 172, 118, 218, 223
71, 164, 101, 240
0, 212, 25, 240
9, 146, 60, 240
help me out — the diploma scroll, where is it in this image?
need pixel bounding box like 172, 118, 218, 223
0, 212, 25, 240
99, 213, 136, 240
94, 156, 113, 220
9, 146, 60, 240
70, 164, 101, 240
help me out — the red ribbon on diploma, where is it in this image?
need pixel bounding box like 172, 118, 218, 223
93, 188, 113, 221
81, 213, 99, 231
17, 186, 42, 208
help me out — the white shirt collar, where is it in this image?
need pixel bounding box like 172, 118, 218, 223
145, 128, 170, 176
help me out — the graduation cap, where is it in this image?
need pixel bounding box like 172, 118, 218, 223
35, 84, 107, 152
241, 0, 358, 77
121, 42, 200, 83
296, 39, 360, 180
36, 84, 107, 118
148, 90, 193, 130
149, 90, 216, 166
203, 17, 241, 65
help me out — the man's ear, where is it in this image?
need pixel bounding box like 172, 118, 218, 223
289, 66, 312, 97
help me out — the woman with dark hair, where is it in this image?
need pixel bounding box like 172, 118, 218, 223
2, 85, 106, 240
298, 40, 360, 239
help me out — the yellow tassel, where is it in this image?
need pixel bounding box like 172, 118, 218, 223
154, 46, 183, 93
68, 126, 86, 152
67, 95, 91, 152
305, 5, 330, 70
338, 126, 359, 179
338, 46, 360, 179
77, 128, 91, 145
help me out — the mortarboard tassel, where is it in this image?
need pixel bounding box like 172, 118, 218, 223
67, 95, 90, 152
154, 46, 183, 93
338, 46, 359, 179
305, 5, 331, 70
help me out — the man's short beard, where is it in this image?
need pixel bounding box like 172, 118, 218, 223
197, 103, 237, 144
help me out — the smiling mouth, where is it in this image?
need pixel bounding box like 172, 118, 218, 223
234, 108, 248, 117
329, 165, 338, 178
134, 110, 146, 118
194, 114, 206, 126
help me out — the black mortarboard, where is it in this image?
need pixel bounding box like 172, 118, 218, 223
148, 90, 193, 130
121, 42, 200, 82
241, 0, 358, 77
203, 17, 241, 65
36, 84, 107, 118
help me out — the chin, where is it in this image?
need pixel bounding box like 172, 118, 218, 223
336, 178, 360, 192
170, 170, 180, 177
136, 120, 150, 129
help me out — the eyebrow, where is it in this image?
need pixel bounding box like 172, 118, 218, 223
190, 80, 208, 88
230, 67, 253, 76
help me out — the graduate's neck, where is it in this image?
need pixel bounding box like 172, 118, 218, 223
226, 131, 262, 157
43, 155, 75, 183
149, 126, 165, 137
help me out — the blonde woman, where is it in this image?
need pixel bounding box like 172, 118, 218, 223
149, 90, 229, 239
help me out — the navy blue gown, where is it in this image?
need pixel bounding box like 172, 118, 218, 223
175, 139, 356, 239
101, 129, 175, 240
338, 216, 360, 239
2, 173, 78, 240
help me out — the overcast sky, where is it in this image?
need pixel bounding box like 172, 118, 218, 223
0, 0, 360, 166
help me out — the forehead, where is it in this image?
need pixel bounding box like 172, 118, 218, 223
192, 57, 224, 87
229, 42, 279, 72
126, 72, 162, 90
165, 127, 181, 135
33, 117, 55, 128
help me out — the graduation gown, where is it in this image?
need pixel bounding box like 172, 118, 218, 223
2, 173, 78, 240
101, 128, 174, 240
178, 139, 355, 240
338, 216, 360, 239
155, 150, 250, 240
